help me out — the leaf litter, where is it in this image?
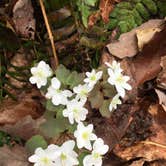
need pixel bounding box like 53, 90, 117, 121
0, 0, 166, 165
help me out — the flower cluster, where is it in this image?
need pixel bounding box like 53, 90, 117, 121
29, 60, 131, 166
105, 61, 132, 112
29, 140, 79, 166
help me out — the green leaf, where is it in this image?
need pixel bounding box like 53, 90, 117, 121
78, 151, 90, 166
25, 135, 47, 153
66, 72, 84, 89
102, 82, 117, 98
55, 64, 70, 85
85, 0, 97, 6
40, 116, 69, 138
46, 99, 65, 112
99, 100, 111, 118
67, 123, 77, 134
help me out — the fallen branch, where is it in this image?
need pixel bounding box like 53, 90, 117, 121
39, 0, 59, 68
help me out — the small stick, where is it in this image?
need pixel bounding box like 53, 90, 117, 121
39, 0, 59, 68
141, 141, 166, 149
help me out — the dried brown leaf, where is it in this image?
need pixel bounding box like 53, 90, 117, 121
136, 28, 161, 51
0, 115, 45, 140
99, 0, 114, 23
107, 19, 164, 59
0, 145, 30, 166
13, 0, 35, 39
114, 105, 166, 162
88, 11, 100, 27
155, 89, 166, 112
0, 89, 44, 124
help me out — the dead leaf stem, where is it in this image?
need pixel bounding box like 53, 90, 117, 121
141, 141, 166, 149
39, 0, 59, 68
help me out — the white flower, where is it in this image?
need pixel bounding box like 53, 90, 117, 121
73, 84, 93, 103
52, 140, 79, 166
63, 99, 88, 124
105, 61, 123, 74
46, 77, 72, 106
83, 138, 109, 166
107, 70, 132, 97
109, 94, 122, 112
74, 122, 97, 150
84, 69, 103, 87
28, 145, 59, 166
29, 61, 52, 88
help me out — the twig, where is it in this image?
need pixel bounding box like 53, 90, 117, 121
39, 0, 59, 67
141, 141, 166, 149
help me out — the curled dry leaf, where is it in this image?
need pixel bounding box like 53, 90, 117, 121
113, 104, 166, 163
107, 19, 164, 59
118, 24, 166, 89
136, 27, 162, 51
13, 0, 35, 39
0, 89, 44, 124
0, 145, 30, 166
155, 89, 166, 112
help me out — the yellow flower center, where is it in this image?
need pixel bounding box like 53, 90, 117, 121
56, 89, 61, 93
41, 157, 50, 164
80, 89, 88, 96
93, 152, 100, 159
37, 70, 45, 77
60, 153, 67, 161
82, 131, 89, 140
90, 75, 96, 81
116, 75, 123, 84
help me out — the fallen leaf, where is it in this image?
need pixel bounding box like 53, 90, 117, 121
107, 19, 164, 59
113, 104, 166, 163
13, 0, 35, 39
155, 89, 166, 112
99, 0, 114, 23
88, 11, 100, 27
0, 116, 45, 140
136, 28, 161, 51
118, 24, 166, 90
0, 145, 30, 166
0, 89, 44, 124
91, 102, 139, 151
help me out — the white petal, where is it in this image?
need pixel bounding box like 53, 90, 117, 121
109, 104, 113, 112
29, 76, 37, 84
84, 141, 92, 150
90, 133, 97, 140
62, 140, 75, 151
51, 77, 61, 89
28, 155, 39, 163
83, 155, 93, 166
124, 83, 132, 90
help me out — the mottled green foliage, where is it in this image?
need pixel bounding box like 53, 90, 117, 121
76, 0, 98, 27
25, 135, 48, 153
78, 151, 90, 166
55, 64, 84, 89
0, 131, 12, 147
99, 100, 111, 118
108, 0, 166, 34
40, 113, 69, 138
88, 66, 117, 117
